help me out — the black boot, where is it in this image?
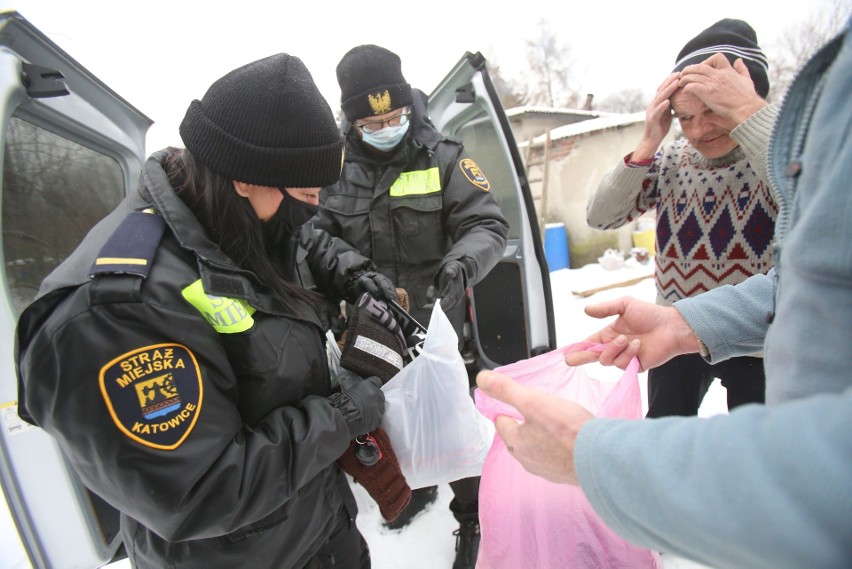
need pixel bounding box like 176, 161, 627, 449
382, 485, 438, 530
452, 520, 480, 569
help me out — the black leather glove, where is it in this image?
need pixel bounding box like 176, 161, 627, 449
328, 376, 385, 438
336, 367, 366, 392
347, 271, 398, 303
432, 260, 467, 312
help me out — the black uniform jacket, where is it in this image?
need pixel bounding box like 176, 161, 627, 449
315, 90, 510, 327
15, 151, 372, 568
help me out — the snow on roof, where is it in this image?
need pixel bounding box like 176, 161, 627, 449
505, 106, 604, 119
519, 111, 646, 146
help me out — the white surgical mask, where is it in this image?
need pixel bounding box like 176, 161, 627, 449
361, 121, 410, 151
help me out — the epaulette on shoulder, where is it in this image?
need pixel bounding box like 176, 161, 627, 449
89, 208, 166, 279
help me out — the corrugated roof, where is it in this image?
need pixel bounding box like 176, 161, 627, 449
505, 106, 605, 119
518, 111, 645, 146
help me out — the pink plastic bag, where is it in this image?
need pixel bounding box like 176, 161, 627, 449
474, 342, 662, 569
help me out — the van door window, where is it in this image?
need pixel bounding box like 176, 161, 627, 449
2, 116, 124, 313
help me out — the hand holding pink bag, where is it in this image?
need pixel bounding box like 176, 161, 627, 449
474, 342, 662, 568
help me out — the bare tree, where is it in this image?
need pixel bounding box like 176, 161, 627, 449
597, 88, 648, 113
524, 19, 579, 108
768, 0, 850, 102
485, 57, 529, 110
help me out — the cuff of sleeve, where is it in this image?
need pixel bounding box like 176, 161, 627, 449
327, 392, 358, 427
574, 419, 599, 488
731, 104, 778, 154
694, 330, 711, 359
674, 298, 724, 363
344, 271, 366, 302
624, 152, 654, 168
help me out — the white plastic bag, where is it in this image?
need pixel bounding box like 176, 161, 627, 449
325, 330, 343, 390
380, 301, 495, 489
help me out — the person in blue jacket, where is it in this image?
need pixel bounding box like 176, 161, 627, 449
476, 19, 852, 569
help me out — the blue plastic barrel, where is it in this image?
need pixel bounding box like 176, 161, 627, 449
544, 222, 570, 271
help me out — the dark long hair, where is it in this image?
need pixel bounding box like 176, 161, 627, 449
164, 148, 320, 310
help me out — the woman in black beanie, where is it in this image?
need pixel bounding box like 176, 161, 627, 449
16, 53, 389, 568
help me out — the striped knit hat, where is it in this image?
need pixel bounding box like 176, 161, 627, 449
673, 19, 769, 98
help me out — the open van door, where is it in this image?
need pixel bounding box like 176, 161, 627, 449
427, 52, 555, 368
0, 11, 150, 568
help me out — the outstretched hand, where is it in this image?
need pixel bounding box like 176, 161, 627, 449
679, 53, 767, 130
476, 370, 593, 485
563, 297, 699, 371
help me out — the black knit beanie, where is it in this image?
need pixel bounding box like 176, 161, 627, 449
179, 53, 344, 188
337, 45, 413, 121
673, 18, 770, 98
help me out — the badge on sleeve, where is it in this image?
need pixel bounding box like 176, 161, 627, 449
458, 158, 491, 191
99, 344, 203, 450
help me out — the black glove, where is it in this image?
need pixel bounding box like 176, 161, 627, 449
336, 367, 366, 392
328, 376, 385, 438
432, 261, 467, 312
347, 271, 398, 303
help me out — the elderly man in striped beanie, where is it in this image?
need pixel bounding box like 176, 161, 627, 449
587, 18, 778, 419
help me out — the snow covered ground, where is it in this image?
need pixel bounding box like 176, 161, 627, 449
2, 259, 728, 568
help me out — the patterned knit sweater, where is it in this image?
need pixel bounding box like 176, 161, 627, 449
587, 105, 778, 307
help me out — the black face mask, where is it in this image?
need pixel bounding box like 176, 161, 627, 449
262, 189, 319, 245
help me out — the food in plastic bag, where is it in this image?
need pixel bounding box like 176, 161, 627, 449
381, 301, 494, 490
474, 342, 662, 568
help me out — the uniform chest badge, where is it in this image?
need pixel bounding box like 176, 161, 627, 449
459, 158, 490, 191
99, 344, 203, 450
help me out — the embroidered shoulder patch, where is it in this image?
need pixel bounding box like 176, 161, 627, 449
99, 344, 203, 450
458, 158, 490, 191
